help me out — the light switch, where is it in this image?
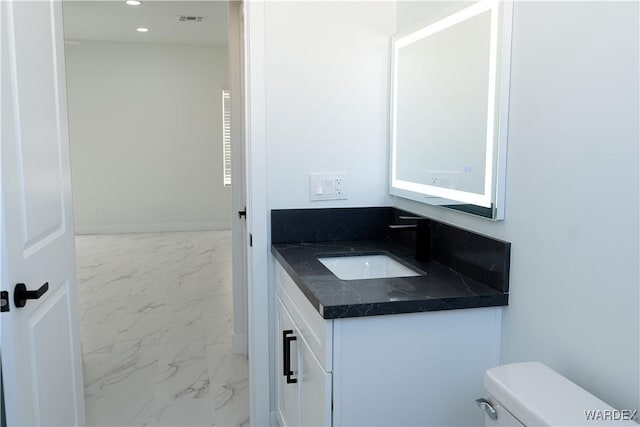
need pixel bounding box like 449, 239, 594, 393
323, 178, 334, 194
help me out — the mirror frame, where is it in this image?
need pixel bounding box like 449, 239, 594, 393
390, 0, 513, 220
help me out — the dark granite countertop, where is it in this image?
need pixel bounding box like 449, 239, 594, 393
272, 240, 508, 319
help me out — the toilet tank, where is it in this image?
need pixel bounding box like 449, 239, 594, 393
479, 362, 637, 426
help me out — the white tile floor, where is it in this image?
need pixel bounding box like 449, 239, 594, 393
76, 231, 249, 426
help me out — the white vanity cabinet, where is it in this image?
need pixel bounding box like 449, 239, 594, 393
276, 265, 332, 427
275, 261, 503, 427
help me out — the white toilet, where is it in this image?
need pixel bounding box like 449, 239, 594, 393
478, 362, 638, 426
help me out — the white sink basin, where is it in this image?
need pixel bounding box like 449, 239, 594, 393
317, 254, 421, 280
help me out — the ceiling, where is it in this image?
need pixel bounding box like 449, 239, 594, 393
62, 1, 228, 46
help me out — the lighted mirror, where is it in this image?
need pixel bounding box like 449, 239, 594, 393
390, 0, 513, 220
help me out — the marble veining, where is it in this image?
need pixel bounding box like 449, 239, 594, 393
76, 231, 249, 426
272, 239, 508, 319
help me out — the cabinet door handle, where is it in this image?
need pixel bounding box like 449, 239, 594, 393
283, 329, 297, 384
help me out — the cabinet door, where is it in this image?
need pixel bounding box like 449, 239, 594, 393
276, 296, 300, 427
299, 337, 332, 427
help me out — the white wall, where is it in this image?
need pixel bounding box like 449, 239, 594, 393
265, 1, 395, 210
394, 0, 639, 412
257, 2, 396, 418
66, 41, 231, 233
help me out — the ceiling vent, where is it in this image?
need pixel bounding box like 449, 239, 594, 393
177, 15, 204, 23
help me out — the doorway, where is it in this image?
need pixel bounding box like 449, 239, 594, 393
61, 1, 248, 425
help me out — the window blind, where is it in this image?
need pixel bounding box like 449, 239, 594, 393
222, 89, 232, 187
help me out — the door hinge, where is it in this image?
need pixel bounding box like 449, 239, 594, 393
249, 233, 253, 247
238, 207, 247, 219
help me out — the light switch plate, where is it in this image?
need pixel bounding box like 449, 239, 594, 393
309, 172, 347, 201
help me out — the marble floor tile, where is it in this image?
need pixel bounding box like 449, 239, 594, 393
76, 231, 248, 426
206, 345, 250, 427
83, 352, 112, 398
163, 301, 205, 331
116, 312, 169, 343
202, 293, 234, 321
204, 315, 233, 346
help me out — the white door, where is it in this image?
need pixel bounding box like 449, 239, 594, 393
229, 0, 248, 356
1, 1, 85, 426
243, 1, 271, 422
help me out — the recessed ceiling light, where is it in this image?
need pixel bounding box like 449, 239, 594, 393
126, 0, 141, 5
136, 27, 149, 33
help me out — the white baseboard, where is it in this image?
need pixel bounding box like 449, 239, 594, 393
74, 221, 231, 235
232, 332, 247, 356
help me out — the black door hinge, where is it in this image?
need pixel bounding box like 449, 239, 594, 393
249, 233, 253, 247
